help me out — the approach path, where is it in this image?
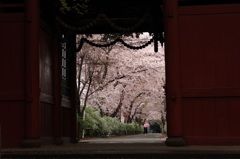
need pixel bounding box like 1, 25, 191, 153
80, 133, 166, 143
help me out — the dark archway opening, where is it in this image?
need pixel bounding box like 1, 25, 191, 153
55, 0, 166, 145
74, 33, 166, 143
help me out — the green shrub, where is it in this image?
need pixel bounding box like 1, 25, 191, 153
80, 107, 142, 138
125, 123, 135, 134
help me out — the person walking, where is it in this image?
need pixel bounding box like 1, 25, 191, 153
143, 122, 150, 136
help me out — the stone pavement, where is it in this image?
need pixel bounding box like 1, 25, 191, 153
2, 133, 240, 158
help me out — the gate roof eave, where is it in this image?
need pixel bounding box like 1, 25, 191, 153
56, 0, 164, 34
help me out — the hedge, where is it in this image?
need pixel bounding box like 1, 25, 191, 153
79, 107, 142, 138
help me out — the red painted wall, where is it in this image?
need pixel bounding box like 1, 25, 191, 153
39, 26, 54, 138
0, 14, 25, 147
0, 1, 76, 147
62, 107, 72, 137
179, 4, 240, 145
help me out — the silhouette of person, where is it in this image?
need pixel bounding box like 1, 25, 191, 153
143, 122, 149, 136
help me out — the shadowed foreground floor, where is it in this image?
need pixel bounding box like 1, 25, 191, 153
2, 134, 240, 159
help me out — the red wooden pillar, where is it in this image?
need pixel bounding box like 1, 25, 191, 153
69, 34, 78, 143
22, 0, 41, 147
163, 0, 185, 146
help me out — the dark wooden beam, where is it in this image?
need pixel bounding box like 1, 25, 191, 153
57, 0, 163, 34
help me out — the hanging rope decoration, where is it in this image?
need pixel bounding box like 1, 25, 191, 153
57, 12, 163, 52
76, 36, 155, 52
56, 13, 150, 33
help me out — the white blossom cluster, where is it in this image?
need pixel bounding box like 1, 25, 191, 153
76, 33, 166, 123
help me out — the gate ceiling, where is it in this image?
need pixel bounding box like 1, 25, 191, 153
57, 0, 163, 34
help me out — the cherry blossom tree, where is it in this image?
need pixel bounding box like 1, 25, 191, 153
76, 33, 166, 125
